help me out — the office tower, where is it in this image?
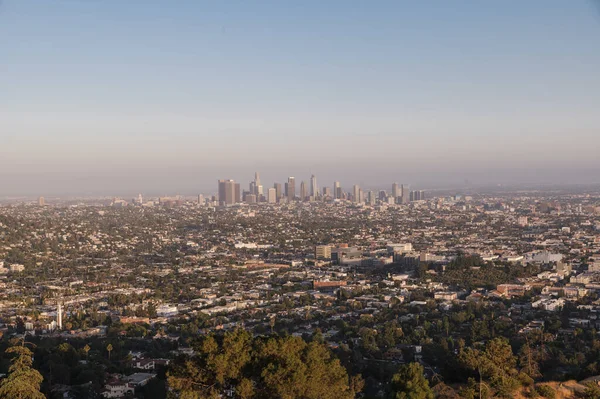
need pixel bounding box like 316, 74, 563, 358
392, 183, 400, 202
274, 183, 283, 201
254, 172, 261, 189
249, 181, 256, 196
333, 181, 341, 199
353, 185, 360, 203
268, 188, 277, 203
315, 245, 332, 260
252, 172, 262, 197
409, 190, 423, 202
234, 183, 240, 203
379, 190, 387, 201
323, 187, 331, 198
38, 196, 45, 206
218, 179, 238, 206
197, 194, 204, 205
246, 194, 257, 204
287, 177, 296, 201
401, 185, 410, 204
310, 175, 318, 198
57, 303, 63, 330
300, 181, 307, 201
367, 190, 375, 205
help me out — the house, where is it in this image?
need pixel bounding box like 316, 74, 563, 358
101, 378, 134, 398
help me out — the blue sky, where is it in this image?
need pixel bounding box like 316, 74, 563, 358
1, 0, 599, 195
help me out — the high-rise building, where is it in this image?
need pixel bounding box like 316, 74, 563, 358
367, 191, 375, 205
409, 190, 424, 202
310, 175, 318, 198
245, 194, 257, 204
268, 188, 277, 203
353, 185, 360, 203
323, 187, 332, 199
254, 172, 261, 189
300, 181, 307, 201
315, 245, 332, 260
252, 172, 262, 197
333, 181, 341, 199
287, 177, 296, 201
57, 303, 63, 330
392, 183, 400, 201
401, 185, 410, 204
218, 179, 238, 206
197, 194, 204, 205
274, 183, 283, 201
38, 196, 45, 206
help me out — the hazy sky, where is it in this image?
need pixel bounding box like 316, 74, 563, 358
1, 0, 600, 195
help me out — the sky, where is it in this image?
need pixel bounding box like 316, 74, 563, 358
1, 0, 599, 196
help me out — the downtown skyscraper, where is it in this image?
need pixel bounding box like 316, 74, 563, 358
218, 179, 240, 206
286, 177, 296, 201
310, 175, 318, 198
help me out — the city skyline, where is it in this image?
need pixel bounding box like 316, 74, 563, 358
1, 1, 600, 195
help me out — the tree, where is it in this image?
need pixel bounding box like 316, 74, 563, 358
390, 362, 434, 399
83, 344, 91, 360
106, 343, 113, 360
168, 330, 361, 399
459, 338, 520, 398
0, 342, 45, 399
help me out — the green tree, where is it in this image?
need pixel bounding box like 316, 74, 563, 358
0, 343, 45, 399
459, 338, 520, 398
390, 362, 434, 399
168, 330, 360, 399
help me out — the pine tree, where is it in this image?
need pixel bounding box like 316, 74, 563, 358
0, 343, 45, 399
390, 362, 434, 399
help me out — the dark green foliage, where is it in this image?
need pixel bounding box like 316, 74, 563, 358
167, 328, 362, 399
390, 362, 433, 399
0, 342, 45, 399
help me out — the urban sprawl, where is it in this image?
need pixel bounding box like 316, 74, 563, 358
2, 176, 600, 398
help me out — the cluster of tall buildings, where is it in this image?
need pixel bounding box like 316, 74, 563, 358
216, 174, 425, 206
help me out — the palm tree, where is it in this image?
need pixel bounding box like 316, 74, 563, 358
106, 343, 113, 360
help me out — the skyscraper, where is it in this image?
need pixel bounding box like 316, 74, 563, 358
310, 175, 318, 198
38, 196, 45, 206
254, 172, 261, 189
300, 181, 307, 201
353, 185, 360, 203
392, 183, 400, 202
401, 185, 410, 204
57, 303, 63, 330
287, 177, 296, 201
218, 179, 238, 206
274, 183, 282, 201
253, 172, 262, 197
268, 188, 277, 203
323, 187, 331, 198
334, 181, 341, 200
